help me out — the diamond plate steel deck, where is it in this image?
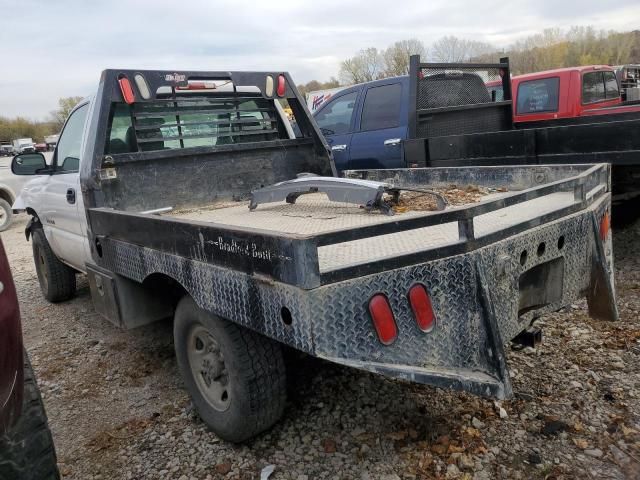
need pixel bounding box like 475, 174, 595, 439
169, 191, 575, 272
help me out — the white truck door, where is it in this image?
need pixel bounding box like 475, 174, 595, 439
39, 103, 90, 271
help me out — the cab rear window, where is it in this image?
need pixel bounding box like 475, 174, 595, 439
516, 77, 560, 115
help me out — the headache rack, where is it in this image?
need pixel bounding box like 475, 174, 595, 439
405, 55, 513, 165
91, 68, 331, 159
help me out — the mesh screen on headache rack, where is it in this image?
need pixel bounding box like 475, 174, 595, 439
417, 64, 505, 109
411, 57, 512, 139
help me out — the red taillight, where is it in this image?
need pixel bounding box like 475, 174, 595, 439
600, 211, 611, 241
408, 284, 436, 332
368, 294, 397, 345
276, 74, 286, 97
118, 76, 135, 104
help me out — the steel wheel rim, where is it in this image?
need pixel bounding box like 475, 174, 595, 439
186, 324, 231, 412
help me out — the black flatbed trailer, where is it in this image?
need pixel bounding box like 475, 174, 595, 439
18, 67, 618, 442
404, 55, 640, 200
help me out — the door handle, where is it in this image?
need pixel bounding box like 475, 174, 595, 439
66, 188, 76, 204
331, 144, 347, 151
384, 138, 402, 146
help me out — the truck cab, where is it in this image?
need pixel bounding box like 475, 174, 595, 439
12, 99, 93, 270
313, 76, 409, 171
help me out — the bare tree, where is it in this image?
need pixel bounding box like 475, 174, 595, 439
383, 39, 427, 76
431, 36, 496, 63
466, 41, 498, 61
49, 96, 83, 132
339, 48, 384, 84
431, 36, 468, 62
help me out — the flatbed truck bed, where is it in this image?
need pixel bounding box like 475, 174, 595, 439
163, 181, 575, 273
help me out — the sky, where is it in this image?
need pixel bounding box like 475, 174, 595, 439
0, 0, 639, 119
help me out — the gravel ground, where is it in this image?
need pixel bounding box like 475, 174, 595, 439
2, 212, 639, 480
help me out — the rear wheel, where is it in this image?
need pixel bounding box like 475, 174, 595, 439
174, 296, 287, 442
32, 228, 76, 302
0, 351, 60, 480
0, 198, 12, 232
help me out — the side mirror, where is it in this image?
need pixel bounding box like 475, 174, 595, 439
11, 153, 47, 175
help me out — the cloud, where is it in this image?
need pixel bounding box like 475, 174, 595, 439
0, 0, 638, 118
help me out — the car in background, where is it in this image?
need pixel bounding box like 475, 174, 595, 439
0, 237, 59, 480
615, 64, 640, 101
35, 143, 48, 153
0, 146, 13, 157
12, 138, 36, 155
0, 153, 49, 231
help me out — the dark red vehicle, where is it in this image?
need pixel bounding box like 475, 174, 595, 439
511, 65, 640, 124
0, 238, 59, 479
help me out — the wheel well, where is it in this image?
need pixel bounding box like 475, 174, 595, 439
0, 188, 13, 205
142, 273, 188, 314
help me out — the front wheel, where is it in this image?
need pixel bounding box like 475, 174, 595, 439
0, 198, 12, 232
32, 228, 76, 302
174, 296, 287, 442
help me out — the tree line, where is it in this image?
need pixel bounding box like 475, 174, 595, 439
299, 27, 640, 92
0, 96, 82, 143
475, 27, 640, 74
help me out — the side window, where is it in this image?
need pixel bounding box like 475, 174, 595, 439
360, 83, 402, 131
106, 104, 134, 154
56, 104, 89, 172
516, 77, 560, 114
583, 72, 606, 104
604, 71, 620, 99
314, 92, 358, 135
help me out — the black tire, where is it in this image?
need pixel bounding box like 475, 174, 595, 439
0, 198, 12, 232
174, 296, 287, 442
31, 227, 75, 302
0, 351, 60, 480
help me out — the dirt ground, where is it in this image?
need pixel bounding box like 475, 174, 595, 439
2, 211, 639, 480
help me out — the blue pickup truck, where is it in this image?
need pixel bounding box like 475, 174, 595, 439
312, 76, 410, 171
312, 70, 510, 172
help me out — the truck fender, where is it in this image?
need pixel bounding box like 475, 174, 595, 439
24, 216, 39, 242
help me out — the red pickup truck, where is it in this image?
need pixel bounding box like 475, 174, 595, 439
511, 65, 640, 124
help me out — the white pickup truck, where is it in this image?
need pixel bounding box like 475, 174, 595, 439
11, 67, 617, 442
